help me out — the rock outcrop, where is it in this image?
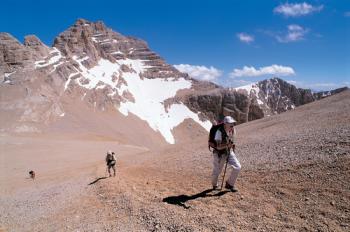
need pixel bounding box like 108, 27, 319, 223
182, 77, 347, 124
0, 33, 32, 70
313, 87, 349, 100
53, 19, 187, 79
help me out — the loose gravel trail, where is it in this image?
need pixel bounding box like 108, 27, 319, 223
1, 90, 349, 231
92, 90, 349, 231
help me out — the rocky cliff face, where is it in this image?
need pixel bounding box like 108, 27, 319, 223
0, 19, 201, 143
182, 77, 347, 124
0, 19, 347, 142
53, 19, 186, 79
313, 87, 349, 100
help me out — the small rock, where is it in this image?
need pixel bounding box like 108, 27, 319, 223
330, 201, 335, 206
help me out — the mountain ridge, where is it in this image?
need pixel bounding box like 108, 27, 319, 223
0, 19, 348, 145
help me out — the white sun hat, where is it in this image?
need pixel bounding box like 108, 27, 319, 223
223, 116, 236, 124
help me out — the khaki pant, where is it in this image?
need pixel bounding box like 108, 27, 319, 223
212, 150, 241, 187
107, 161, 116, 177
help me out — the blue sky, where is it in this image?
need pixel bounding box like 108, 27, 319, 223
1, 0, 349, 90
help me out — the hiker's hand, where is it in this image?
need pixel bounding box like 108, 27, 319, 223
227, 140, 234, 147
232, 144, 236, 151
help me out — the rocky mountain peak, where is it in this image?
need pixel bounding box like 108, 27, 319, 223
24, 35, 50, 59
52, 18, 186, 79
0, 32, 21, 45
258, 77, 314, 107
24, 35, 44, 47
2, 19, 346, 141
0, 32, 33, 70
185, 76, 347, 125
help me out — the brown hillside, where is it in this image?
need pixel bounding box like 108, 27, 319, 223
0, 90, 349, 231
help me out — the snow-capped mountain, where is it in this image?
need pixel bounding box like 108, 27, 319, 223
233, 78, 314, 116
232, 78, 348, 117
182, 77, 348, 124
312, 87, 349, 100
0, 19, 211, 145
0, 19, 347, 145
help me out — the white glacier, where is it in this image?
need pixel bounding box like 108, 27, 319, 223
65, 57, 210, 144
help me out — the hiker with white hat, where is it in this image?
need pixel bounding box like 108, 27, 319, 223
105, 150, 116, 177
209, 116, 241, 191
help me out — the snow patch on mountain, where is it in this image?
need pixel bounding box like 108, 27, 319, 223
119, 73, 211, 144
70, 56, 120, 89
235, 83, 265, 105
35, 47, 63, 68
234, 83, 260, 95
257, 99, 264, 105
65, 57, 211, 144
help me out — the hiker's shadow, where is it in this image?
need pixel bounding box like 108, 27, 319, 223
88, 177, 108, 185
163, 189, 229, 209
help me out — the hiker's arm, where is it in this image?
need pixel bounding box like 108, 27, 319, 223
216, 141, 234, 150
227, 134, 236, 152
216, 140, 236, 151
228, 138, 236, 152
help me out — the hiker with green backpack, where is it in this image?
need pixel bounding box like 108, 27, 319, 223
209, 116, 241, 192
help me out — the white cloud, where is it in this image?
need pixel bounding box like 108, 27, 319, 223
311, 83, 339, 88
237, 33, 254, 43
344, 11, 350, 17
274, 2, 323, 17
308, 82, 347, 91
230, 65, 295, 78
229, 79, 254, 88
286, 80, 347, 91
287, 80, 298, 85
174, 64, 222, 81
276, 24, 309, 43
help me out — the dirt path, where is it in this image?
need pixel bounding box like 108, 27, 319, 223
89, 139, 349, 231
1, 91, 349, 231
1, 131, 349, 231
85, 91, 350, 231
0, 135, 149, 231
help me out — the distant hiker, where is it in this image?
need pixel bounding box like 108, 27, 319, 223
29, 170, 35, 180
209, 116, 241, 192
105, 150, 116, 177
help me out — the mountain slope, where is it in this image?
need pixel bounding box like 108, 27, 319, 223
1, 19, 348, 147
1, 87, 348, 231
93, 89, 350, 231
0, 19, 211, 146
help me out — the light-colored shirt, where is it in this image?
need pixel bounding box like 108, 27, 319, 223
214, 127, 236, 144
106, 154, 116, 163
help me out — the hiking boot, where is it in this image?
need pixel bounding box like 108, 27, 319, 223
225, 182, 238, 192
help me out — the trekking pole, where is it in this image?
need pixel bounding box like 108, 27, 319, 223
220, 153, 229, 190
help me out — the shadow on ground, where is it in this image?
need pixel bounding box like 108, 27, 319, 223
88, 177, 108, 185
163, 189, 229, 209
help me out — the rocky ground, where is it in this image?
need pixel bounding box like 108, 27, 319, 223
0, 90, 349, 231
